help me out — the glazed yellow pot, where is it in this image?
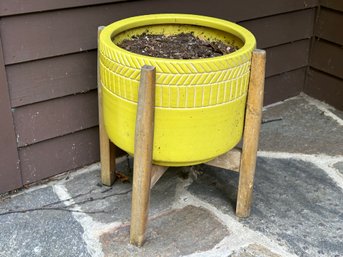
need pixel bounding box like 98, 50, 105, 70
99, 14, 256, 166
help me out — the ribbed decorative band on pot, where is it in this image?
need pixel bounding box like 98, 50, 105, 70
99, 14, 256, 166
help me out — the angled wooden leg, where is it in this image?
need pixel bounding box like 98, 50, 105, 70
236, 49, 266, 218
130, 65, 156, 247
98, 26, 116, 186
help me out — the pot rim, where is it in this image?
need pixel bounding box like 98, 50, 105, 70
100, 13, 256, 63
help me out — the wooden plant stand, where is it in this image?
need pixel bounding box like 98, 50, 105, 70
98, 43, 266, 246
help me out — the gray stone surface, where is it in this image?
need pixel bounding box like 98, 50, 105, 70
64, 162, 183, 224
188, 158, 343, 257
330, 108, 343, 120
187, 164, 238, 214
100, 205, 229, 257
0, 187, 90, 257
333, 161, 343, 175
229, 244, 282, 257
63, 166, 133, 224
260, 98, 343, 155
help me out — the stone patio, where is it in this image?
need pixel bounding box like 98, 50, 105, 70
0, 94, 342, 257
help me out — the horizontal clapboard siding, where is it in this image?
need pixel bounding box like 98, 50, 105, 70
14, 90, 98, 147
19, 127, 100, 184
0, 0, 320, 187
305, 3, 343, 110
0, 0, 129, 17
310, 39, 343, 79
264, 68, 306, 105
306, 69, 342, 109
265, 40, 310, 77
239, 9, 314, 49
0, 0, 317, 18
315, 8, 343, 45
7, 51, 97, 107
0, 34, 22, 193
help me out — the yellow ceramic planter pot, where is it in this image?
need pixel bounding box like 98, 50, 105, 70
99, 14, 256, 166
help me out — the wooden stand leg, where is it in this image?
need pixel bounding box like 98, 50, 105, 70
130, 65, 156, 246
236, 49, 266, 218
98, 26, 116, 186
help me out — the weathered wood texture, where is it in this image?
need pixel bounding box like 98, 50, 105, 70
98, 26, 116, 186
205, 148, 242, 172
0, 36, 22, 193
150, 166, 168, 189
236, 50, 266, 217
305, 3, 343, 110
0, 0, 326, 191
130, 66, 156, 246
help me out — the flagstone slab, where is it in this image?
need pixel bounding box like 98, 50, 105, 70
0, 187, 90, 257
260, 98, 343, 155
100, 205, 229, 257
63, 165, 183, 224
188, 157, 343, 257
333, 161, 343, 175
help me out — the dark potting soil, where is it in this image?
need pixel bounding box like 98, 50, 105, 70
117, 33, 237, 59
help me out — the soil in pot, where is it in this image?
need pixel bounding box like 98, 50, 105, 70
117, 33, 237, 59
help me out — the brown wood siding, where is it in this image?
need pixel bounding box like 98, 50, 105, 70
310, 39, 343, 79
239, 9, 314, 49
264, 68, 306, 106
0, 0, 324, 191
0, 0, 129, 17
306, 69, 343, 109
0, 0, 318, 18
305, 3, 343, 110
320, 0, 343, 13
265, 40, 310, 77
19, 127, 99, 184
0, 36, 22, 193
315, 8, 343, 45
14, 90, 98, 147
7, 51, 97, 107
